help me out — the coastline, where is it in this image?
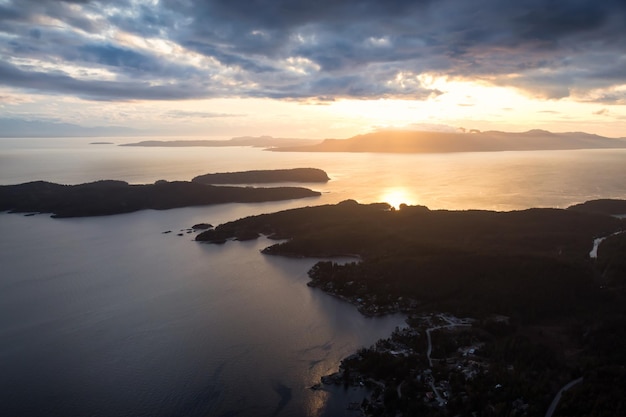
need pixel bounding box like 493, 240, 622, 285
0, 171, 327, 217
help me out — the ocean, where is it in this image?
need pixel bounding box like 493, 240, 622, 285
1, 137, 626, 416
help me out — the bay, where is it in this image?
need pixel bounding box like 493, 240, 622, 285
0, 207, 404, 417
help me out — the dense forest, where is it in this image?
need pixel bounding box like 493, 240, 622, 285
197, 200, 624, 320
0, 179, 320, 217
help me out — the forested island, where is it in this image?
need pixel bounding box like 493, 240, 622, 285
196, 200, 626, 416
0, 177, 321, 218
192, 168, 330, 184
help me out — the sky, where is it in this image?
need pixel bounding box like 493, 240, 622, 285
1, 0, 626, 138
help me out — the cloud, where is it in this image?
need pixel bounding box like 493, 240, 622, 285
591, 108, 626, 121
0, 60, 214, 101
163, 110, 244, 119
0, 0, 625, 102
0, 117, 137, 137
0, 92, 34, 105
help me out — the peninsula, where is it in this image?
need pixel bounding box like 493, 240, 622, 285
0, 178, 320, 218
271, 129, 626, 153
196, 200, 626, 416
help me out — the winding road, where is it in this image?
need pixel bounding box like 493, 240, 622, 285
544, 377, 583, 417
424, 316, 471, 404
589, 231, 625, 258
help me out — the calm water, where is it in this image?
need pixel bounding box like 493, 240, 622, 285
2, 137, 626, 416
0, 207, 405, 417
2, 137, 626, 210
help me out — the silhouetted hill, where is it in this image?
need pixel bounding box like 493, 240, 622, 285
192, 168, 330, 184
271, 130, 626, 153
568, 199, 626, 216
0, 180, 320, 217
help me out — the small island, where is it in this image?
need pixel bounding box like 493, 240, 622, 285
0, 175, 322, 218
192, 168, 330, 184
197, 200, 626, 416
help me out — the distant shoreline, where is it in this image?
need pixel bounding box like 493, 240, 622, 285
270, 129, 626, 153
120, 136, 322, 148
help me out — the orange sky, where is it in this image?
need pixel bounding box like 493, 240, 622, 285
1, 1, 625, 138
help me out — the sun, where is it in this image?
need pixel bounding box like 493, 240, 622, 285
381, 188, 415, 210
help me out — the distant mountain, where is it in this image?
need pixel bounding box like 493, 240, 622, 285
121, 136, 322, 148
271, 129, 626, 153
0, 118, 137, 137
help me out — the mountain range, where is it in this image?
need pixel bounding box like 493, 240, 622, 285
271, 129, 626, 153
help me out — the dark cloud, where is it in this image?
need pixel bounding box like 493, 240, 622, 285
512, 1, 609, 42
584, 92, 626, 105
0, 0, 625, 102
72, 43, 201, 78
0, 60, 215, 101
165, 0, 432, 34
78, 44, 158, 70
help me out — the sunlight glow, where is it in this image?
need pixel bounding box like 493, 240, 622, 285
283, 57, 321, 75
381, 188, 416, 209
319, 74, 626, 137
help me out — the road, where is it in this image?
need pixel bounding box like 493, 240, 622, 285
544, 377, 583, 417
589, 230, 625, 258
424, 318, 471, 404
